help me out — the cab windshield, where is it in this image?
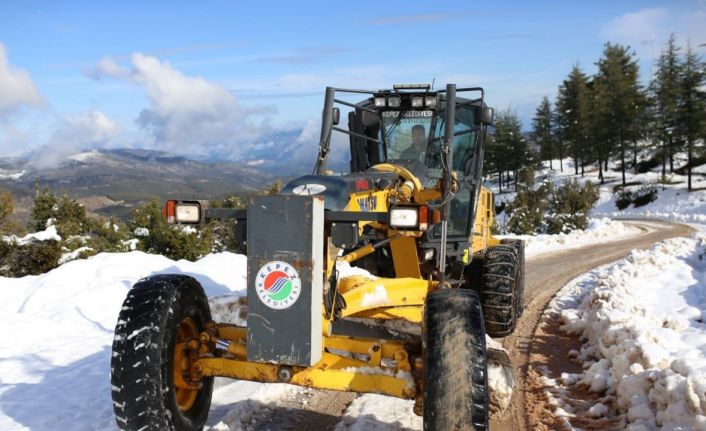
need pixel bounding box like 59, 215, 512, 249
381, 106, 479, 237
381, 106, 478, 176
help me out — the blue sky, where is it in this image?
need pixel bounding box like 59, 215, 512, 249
1, 0, 705, 164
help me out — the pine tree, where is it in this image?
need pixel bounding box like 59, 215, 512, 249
484, 133, 504, 194
650, 34, 682, 176
494, 109, 529, 190
551, 101, 565, 172
556, 65, 590, 176
678, 42, 706, 190
593, 43, 643, 187
532, 96, 554, 170
584, 79, 609, 183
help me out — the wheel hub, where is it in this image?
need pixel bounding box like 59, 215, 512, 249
173, 317, 202, 411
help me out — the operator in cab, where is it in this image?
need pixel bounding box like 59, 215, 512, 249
399, 124, 427, 161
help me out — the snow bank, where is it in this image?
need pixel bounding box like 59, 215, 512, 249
500, 217, 640, 258
0, 251, 246, 430
543, 233, 706, 430
3, 225, 61, 245
489, 157, 706, 226
594, 183, 706, 224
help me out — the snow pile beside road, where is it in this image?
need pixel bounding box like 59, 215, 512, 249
500, 217, 640, 258
543, 233, 706, 430
490, 157, 706, 225
593, 180, 706, 224
0, 251, 246, 431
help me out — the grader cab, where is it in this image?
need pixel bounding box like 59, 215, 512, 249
111, 84, 525, 430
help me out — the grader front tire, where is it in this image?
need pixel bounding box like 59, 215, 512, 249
111, 275, 213, 431
423, 288, 489, 431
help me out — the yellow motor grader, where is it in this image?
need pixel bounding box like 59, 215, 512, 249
110, 84, 525, 430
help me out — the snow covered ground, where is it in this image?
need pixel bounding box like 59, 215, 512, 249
0, 251, 246, 431
0, 250, 541, 429
541, 231, 706, 430
490, 157, 706, 226
501, 217, 641, 259
0, 217, 689, 430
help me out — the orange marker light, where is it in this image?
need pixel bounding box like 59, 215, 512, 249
164, 200, 177, 224
419, 205, 429, 230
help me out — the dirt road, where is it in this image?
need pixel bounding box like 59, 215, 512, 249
491, 220, 693, 431
208, 220, 693, 430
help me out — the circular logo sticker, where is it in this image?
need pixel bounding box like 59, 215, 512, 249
255, 261, 302, 310
292, 183, 326, 195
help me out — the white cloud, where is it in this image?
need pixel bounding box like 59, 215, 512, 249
601, 7, 706, 61
90, 56, 129, 79
59, 110, 118, 143
91, 53, 276, 159
602, 8, 668, 45
0, 43, 43, 118
31, 110, 119, 169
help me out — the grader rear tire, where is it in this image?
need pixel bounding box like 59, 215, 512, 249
111, 275, 213, 431
423, 288, 488, 431
480, 244, 520, 337
500, 238, 525, 319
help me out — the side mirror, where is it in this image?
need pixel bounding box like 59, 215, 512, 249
332, 107, 340, 126
479, 107, 494, 126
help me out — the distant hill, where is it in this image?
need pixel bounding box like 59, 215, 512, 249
0, 148, 287, 220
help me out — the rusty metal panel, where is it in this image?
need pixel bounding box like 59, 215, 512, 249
246, 195, 324, 366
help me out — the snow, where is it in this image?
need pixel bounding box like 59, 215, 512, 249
542, 232, 706, 430
69, 150, 100, 162
3, 225, 62, 245
0, 169, 25, 180
594, 180, 706, 224
0, 244, 528, 430
335, 395, 421, 430
2, 187, 699, 430
501, 217, 641, 258
360, 285, 389, 307
489, 157, 706, 226
0, 251, 246, 431
486, 335, 515, 415
207, 383, 303, 430
58, 246, 92, 264
132, 227, 148, 237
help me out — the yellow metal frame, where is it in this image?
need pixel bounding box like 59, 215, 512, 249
472, 185, 501, 253
173, 171, 503, 406
187, 323, 419, 399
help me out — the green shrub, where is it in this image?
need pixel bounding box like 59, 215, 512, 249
29, 187, 58, 232
0, 191, 13, 222
85, 218, 131, 254
506, 177, 600, 235
506, 168, 554, 235
632, 184, 658, 207
29, 187, 89, 237
615, 189, 633, 210
0, 191, 17, 235
0, 239, 62, 277
129, 199, 214, 261
545, 180, 599, 234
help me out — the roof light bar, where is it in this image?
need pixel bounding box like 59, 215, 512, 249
393, 83, 431, 91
